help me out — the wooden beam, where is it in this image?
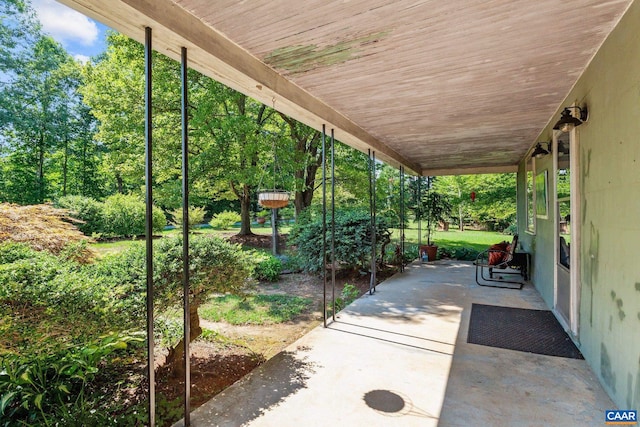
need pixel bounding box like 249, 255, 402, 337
422, 165, 518, 176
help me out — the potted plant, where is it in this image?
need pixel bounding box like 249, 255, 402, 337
417, 177, 451, 261
256, 210, 269, 225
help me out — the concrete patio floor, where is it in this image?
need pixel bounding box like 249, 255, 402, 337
177, 260, 614, 427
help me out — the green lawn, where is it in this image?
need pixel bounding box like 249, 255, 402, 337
91, 238, 144, 256
425, 229, 508, 253
91, 220, 506, 260
199, 294, 312, 325
91, 223, 291, 257
391, 225, 509, 256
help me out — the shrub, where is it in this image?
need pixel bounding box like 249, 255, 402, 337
289, 208, 391, 273
209, 210, 241, 230
0, 243, 64, 306
170, 206, 206, 229
153, 235, 251, 307
101, 193, 166, 237
0, 332, 144, 426
504, 223, 518, 235
335, 283, 360, 311
403, 245, 419, 263
81, 244, 148, 327
151, 235, 252, 370
437, 246, 479, 261
0, 243, 128, 351
0, 203, 93, 261
254, 256, 282, 282
0, 241, 39, 264
280, 253, 301, 272
56, 195, 104, 236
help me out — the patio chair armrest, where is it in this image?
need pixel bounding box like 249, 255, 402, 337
474, 249, 510, 268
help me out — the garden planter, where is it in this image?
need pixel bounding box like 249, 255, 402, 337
419, 245, 438, 262
257, 217, 266, 225
258, 190, 290, 208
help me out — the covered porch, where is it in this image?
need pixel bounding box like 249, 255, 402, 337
176, 260, 613, 426
57, 0, 640, 421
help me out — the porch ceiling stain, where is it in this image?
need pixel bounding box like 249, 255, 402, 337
59, 0, 633, 175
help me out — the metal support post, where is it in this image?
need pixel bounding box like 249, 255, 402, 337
271, 208, 278, 256
144, 26, 155, 427
180, 46, 191, 426
417, 176, 422, 250
369, 150, 377, 294
330, 129, 336, 321
400, 166, 405, 272
321, 125, 327, 327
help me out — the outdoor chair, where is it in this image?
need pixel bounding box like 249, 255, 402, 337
474, 234, 530, 290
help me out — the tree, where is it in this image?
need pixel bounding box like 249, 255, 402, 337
0, 203, 93, 261
0, 1, 99, 203
0, 36, 82, 203
80, 33, 147, 195
414, 177, 451, 245
82, 33, 284, 234
278, 114, 322, 217
433, 175, 474, 231
151, 236, 252, 373
432, 173, 517, 231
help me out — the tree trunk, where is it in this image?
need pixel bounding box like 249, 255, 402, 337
62, 136, 68, 197
457, 186, 464, 231
165, 302, 202, 377
37, 131, 45, 203
81, 141, 87, 194
279, 114, 321, 218
238, 183, 254, 235
116, 173, 124, 194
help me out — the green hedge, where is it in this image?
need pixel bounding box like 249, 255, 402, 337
102, 194, 166, 237
289, 208, 391, 273
0, 234, 251, 425
209, 210, 241, 230
56, 194, 166, 238
56, 195, 104, 235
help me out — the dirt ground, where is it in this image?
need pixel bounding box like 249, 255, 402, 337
202, 271, 372, 360
155, 234, 388, 424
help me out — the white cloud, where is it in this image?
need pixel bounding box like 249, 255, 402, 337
33, 0, 98, 47
73, 54, 90, 64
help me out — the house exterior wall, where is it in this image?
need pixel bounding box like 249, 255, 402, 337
518, 0, 640, 411
518, 156, 556, 308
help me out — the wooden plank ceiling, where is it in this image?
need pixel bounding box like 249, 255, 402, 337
61, 0, 633, 175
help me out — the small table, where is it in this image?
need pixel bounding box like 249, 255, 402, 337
508, 252, 531, 280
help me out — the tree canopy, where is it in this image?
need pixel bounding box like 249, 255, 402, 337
1, 1, 517, 233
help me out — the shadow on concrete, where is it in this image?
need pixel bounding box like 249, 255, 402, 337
341, 285, 464, 323
334, 321, 455, 346
363, 389, 436, 420
176, 346, 318, 427
327, 321, 454, 355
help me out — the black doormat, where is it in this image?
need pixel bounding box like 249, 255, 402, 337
467, 303, 583, 359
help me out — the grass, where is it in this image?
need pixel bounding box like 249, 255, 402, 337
428, 230, 510, 253
199, 294, 312, 325
90, 224, 292, 257
390, 225, 510, 260
90, 238, 144, 256
90, 220, 507, 261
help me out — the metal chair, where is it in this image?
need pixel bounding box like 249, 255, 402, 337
474, 234, 529, 290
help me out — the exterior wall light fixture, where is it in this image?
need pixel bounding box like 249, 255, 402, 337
532, 141, 551, 158
553, 105, 588, 132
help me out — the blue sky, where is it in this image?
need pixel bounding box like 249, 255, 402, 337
32, 0, 110, 62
